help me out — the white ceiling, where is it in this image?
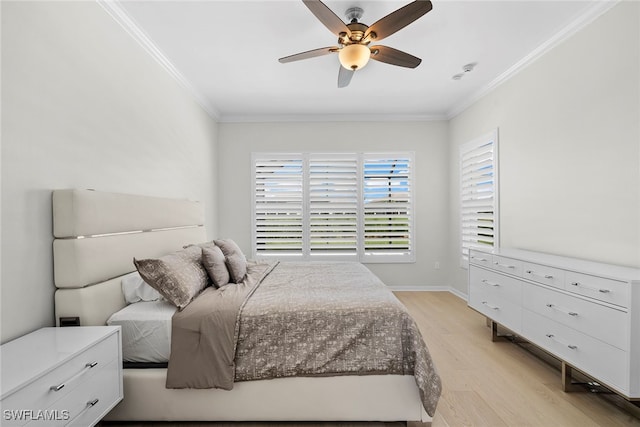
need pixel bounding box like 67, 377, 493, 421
110, 0, 607, 121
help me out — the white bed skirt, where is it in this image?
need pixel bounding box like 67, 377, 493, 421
105, 369, 431, 423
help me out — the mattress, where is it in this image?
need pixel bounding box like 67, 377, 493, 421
107, 300, 175, 363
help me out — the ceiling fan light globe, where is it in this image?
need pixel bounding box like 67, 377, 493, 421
338, 44, 370, 71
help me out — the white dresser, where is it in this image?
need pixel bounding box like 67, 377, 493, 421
0, 326, 123, 426
468, 248, 640, 400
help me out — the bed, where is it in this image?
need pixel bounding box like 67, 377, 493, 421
52, 189, 440, 424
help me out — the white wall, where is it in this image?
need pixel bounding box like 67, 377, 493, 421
3, 1, 637, 343
1, 1, 219, 343
448, 2, 640, 295
218, 121, 450, 288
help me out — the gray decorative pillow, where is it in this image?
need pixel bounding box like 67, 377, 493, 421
133, 245, 209, 309
214, 239, 247, 283
201, 245, 230, 288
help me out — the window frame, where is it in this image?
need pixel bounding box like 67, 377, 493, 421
459, 129, 500, 267
251, 152, 415, 264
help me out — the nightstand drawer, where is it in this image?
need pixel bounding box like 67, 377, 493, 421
565, 271, 628, 308
1, 333, 118, 425
27, 360, 121, 427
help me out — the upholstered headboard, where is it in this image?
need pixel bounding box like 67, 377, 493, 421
53, 189, 207, 326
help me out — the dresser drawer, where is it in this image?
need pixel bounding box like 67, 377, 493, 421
522, 310, 627, 391
565, 271, 629, 308
469, 288, 522, 334
25, 359, 121, 427
470, 267, 522, 304
1, 333, 118, 425
469, 250, 492, 268
523, 262, 564, 289
522, 284, 628, 350
491, 255, 523, 276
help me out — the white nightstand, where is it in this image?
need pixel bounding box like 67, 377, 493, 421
1, 326, 123, 426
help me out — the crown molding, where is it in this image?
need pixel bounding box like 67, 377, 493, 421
98, 0, 618, 124
97, 0, 220, 120
446, 0, 620, 120
219, 113, 448, 123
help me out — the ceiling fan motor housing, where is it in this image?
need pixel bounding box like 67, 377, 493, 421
341, 22, 370, 45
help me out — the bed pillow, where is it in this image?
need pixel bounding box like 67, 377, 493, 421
182, 241, 232, 288
214, 238, 247, 283
133, 245, 209, 309
121, 272, 164, 304
201, 245, 230, 288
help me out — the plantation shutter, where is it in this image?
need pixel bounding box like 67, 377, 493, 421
460, 130, 499, 263
253, 152, 414, 262
253, 155, 304, 256
309, 155, 358, 256
362, 155, 414, 261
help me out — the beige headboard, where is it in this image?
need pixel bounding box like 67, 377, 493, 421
53, 189, 207, 326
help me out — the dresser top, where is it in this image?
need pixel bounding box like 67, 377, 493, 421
0, 326, 120, 399
472, 247, 640, 282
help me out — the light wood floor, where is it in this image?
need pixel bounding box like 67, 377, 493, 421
102, 291, 640, 427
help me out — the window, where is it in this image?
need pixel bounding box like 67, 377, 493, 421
460, 130, 499, 265
309, 155, 358, 255
362, 155, 412, 260
252, 152, 414, 263
254, 155, 303, 254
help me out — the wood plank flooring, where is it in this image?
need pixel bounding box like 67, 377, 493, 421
396, 291, 640, 427
101, 291, 640, 427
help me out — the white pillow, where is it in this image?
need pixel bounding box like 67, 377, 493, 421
122, 272, 164, 304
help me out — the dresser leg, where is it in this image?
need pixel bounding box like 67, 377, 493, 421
491, 320, 509, 342
562, 362, 576, 391
562, 362, 592, 392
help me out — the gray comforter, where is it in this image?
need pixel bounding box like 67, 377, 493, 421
167, 261, 441, 416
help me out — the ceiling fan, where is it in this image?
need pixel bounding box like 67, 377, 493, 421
279, 0, 433, 88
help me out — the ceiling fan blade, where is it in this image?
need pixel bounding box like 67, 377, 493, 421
302, 0, 351, 37
365, 0, 432, 42
338, 66, 354, 88
279, 46, 338, 63
370, 45, 421, 68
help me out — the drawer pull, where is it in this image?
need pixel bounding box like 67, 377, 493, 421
526, 270, 554, 280
65, 399, 100, 426
472, 256, 488, 262
545, 303, 579, 317
545, 334, 578, 350
481, 279, 500, 287
49, 360, 99, 392
481, 301, 500, 310
570, 282, 611, 294
494, 261, 516, 269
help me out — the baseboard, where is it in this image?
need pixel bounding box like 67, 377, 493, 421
388, 285, 468, 301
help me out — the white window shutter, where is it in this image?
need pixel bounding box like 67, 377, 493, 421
253, 155, 304, 256
460, 130, 499, 263
253, 152, 415, 263
309, 155, 358, 256
362, 155, 414, 261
